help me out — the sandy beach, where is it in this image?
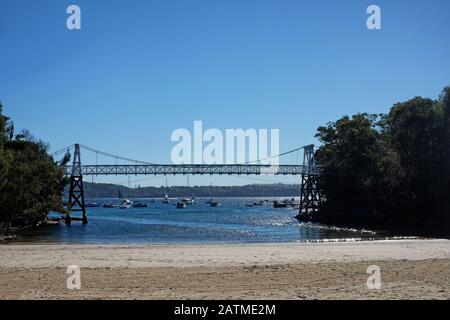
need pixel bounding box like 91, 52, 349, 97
0, 240, 449, 299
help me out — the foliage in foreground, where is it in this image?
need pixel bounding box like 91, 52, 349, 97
0, 102, 68, 228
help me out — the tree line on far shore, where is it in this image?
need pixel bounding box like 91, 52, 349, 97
81, 182, 301, 198
0, 102, 68, 230
312, 86, 450, 228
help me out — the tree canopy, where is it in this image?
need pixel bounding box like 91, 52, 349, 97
313, 86, 450, 227
0, 102, 68, 228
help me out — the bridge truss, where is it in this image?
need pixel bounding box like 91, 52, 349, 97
66, 164, 308, 176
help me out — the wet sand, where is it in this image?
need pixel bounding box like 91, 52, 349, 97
0, 240, 449, 299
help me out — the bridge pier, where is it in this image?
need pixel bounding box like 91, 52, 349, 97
296, 145, 321, 220
67, 144, 88, 225
297, 174, 321, 219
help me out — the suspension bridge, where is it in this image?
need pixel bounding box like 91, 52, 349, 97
52, 144, 321, 225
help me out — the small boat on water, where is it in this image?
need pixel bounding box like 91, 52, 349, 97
181, 197, 194, 205
119, 199, 133, 209
205, 183, 215, 204
246, 185, 263, 207
85, 202, 100, 207
273, 200, 287, 208
210, 201, 221, 207
103, 203, 119, 208
132, 202, 148, 208
176, 201, 186, 209
273, 198, 297, 208
163, 193, 169, 204
246, 201, 263, 207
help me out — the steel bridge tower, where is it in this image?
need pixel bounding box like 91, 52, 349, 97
66, 143, 87, 225
297, 145, 321, 220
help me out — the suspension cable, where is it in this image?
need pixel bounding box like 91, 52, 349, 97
50, 144, 75, 156
53, 143, 314, 165
79, 144, 155, 165
243, 145, 308, 165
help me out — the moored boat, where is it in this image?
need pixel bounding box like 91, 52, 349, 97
85, 202, 100, 207
181, 197, 194, 205
273, 200, 287, 208
132, 202, 148, 208
103, 203, 119, 208
210, 201, 221, 207
119, 199, 133, 209
176, 201, 186, 209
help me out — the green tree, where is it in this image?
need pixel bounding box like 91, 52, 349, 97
313, 86, 450, 227
0, 103, 68, 228
383, 97, 445, 219
314, 113, 387, 223
0, 101, 10, 223
437, 87, 450, 214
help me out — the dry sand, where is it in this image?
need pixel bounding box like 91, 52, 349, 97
0, 240, 449, 299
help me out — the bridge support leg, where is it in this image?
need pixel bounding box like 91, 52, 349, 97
65, 213, 71, 225
296, 145, 321, 221
297, 174, 321, 220
68, 175, 87, 225
67, 144, 88, 225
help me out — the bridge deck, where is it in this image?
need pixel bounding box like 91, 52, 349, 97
65, 164, 312, 176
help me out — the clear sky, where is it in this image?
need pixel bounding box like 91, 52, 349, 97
1, 0, 449, 187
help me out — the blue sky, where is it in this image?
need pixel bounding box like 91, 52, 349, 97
1, 0, 449, 187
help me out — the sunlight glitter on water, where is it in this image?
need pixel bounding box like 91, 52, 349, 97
14, 197, 403, 244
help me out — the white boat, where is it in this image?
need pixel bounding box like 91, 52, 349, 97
181, 197, 194, 205
163, 178, 170, 204
119, 199, 133, 209
205, 183, 214, 204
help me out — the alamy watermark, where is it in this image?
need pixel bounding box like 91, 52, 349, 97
65, 4, 382, 31
170, 121, 280, 172
66, 265, 81, 290
367, 5, 382, 30
66, 5, 81, 30
366, 265, 381, 290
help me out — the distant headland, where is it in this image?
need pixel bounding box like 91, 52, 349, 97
80, 182, 300, 199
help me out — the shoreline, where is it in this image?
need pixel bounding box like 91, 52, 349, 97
2, 235, 435, 245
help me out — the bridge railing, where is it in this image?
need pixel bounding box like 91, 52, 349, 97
64, 164, 314, 176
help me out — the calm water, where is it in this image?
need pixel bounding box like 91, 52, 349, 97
16, 197, 386, 244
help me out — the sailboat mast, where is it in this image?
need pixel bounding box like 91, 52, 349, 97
210, 181, 213, 198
